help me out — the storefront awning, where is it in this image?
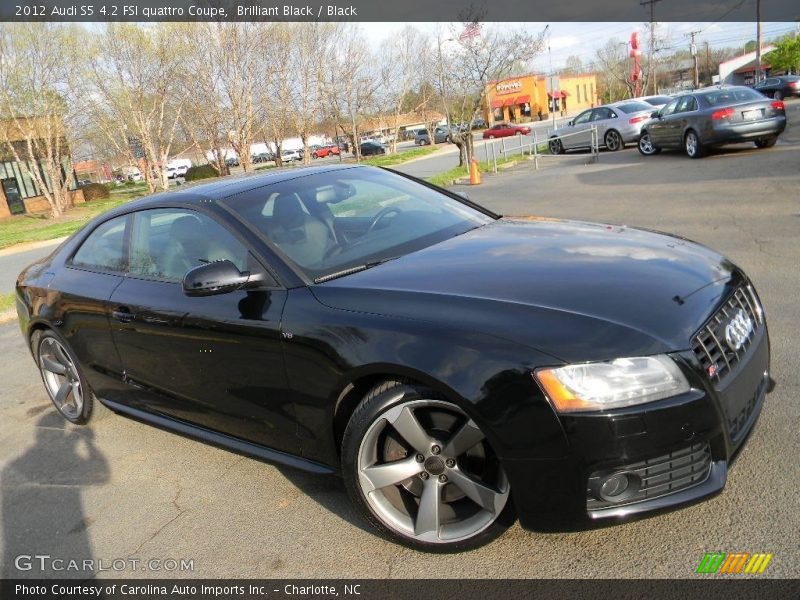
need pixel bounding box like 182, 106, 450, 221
502, 97, 516, 106
547, 91, 563, 99
490, 99, 504, 109
561, 90, 571, 97
515, 95, 531, 105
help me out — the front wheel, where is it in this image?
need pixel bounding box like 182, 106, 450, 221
754, 136, 777, 149
604, 130, 623, 151
638, 132, 660, 156
684, 130, 705, 159
32, 330, 95, 424
342, 380, 514, 552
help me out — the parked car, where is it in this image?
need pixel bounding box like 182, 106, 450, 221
482, 122, 531, 139
752, 75, 800, 100
164, 166, 178, 179
638, 86, 786, 158
280, 149, 302, 162
548, 101, 654, 154
251, 152, 273, 163
225, 157, 240, 167
174, 165, 188, 178
415, 127, 453, 145
471, 117, 487, 130
312, 144, 341, 159
17, 164, 770, 552
76, 179, 93, 187
359, 141, 387, 156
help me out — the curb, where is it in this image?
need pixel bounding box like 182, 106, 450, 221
0, 236, 67, 258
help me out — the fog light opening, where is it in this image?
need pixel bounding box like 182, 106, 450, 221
597, 472, 640, 503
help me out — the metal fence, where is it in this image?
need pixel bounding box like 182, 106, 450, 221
480, 126, 600, 173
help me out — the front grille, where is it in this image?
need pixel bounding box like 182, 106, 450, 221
587, 443, 712, 510
692, 286, 763, 383
729, 376, 767, 442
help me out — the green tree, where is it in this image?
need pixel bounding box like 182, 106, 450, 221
764, 36, 800, 74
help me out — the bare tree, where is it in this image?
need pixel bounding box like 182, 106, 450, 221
324, 25, 380, 161
176, 22, 229, 175
0, 23, 83, 217
86, 23, 187, 193
260, 23, 295, 168
435, 23, 546, 166
378, 27, 428, 153
290, 23, 339, 165
595, 39, 635, 103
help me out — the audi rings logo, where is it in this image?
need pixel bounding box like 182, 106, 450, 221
724, 309, 753, 351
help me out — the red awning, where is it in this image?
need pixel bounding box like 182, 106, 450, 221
547, 91, 563, 99
515, 94, 531, 104
560, 90, 571, 97
502, 97, 516, 106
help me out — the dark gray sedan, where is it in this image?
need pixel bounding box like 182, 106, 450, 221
638, 86, 786, 158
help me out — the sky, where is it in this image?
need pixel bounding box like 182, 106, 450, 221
362, 21, 800, 73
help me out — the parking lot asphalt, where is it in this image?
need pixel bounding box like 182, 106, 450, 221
1, 101, 798, 579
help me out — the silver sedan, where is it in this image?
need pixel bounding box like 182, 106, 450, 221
549, 101, 655, 154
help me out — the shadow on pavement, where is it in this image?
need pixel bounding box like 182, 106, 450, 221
2, 411, 109, 578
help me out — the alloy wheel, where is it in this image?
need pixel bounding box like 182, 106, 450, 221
38, 337, 83, 420
685, 131, 700, 158
605, 130, 622, 151
357, 399, 509, 544
638, 132, 657, 155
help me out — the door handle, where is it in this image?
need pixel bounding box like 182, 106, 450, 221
112, 307, 135, 323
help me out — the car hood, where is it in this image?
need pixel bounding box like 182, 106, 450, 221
311, 219, 739, 363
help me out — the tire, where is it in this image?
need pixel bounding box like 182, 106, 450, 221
31, 329, 95, 425
754, 136, 777, 149
774, 90, 783, 101
341, 380, 515, 552
604, 129, 623, 152
548, 138, 564, 155
638, 131, 660, 156
684, 130, 705, 159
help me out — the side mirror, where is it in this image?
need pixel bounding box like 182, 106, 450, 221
183, 260, 250, 297
651, 111, 661, 118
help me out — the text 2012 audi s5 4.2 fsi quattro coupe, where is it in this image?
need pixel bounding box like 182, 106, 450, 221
16, 165, 770, 552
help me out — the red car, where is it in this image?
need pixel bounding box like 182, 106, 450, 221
482, 122, 532, 139
312, 144, 341, 159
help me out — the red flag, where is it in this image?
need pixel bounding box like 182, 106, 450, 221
459, 22, 481, 42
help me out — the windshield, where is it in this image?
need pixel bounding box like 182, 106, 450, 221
220, 167, 494, 282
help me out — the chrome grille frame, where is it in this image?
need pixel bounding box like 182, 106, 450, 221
691, 285, 763, 383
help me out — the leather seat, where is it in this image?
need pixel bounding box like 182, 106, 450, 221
270, 193, 334, 266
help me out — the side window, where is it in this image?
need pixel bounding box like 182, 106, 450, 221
660, 99, 680, 116
573, 111, 592, 125
129, 208, 248, 281
71, 215, 128, 273
676, 96, 697, 113
591, 108, 614, 121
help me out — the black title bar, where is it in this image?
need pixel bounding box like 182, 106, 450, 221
1, 0, 798, 22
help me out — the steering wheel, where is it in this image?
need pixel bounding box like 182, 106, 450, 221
366, 207, 402, 235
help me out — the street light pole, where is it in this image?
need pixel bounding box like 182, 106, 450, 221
545, 25, 556, 128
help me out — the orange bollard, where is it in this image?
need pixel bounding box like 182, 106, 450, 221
469, 156, 481, 185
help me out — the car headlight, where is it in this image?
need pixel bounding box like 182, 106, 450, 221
535, 355, 690, 413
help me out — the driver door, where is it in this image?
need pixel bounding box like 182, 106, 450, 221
648, 98, 680, 146
561, 110, 593, 149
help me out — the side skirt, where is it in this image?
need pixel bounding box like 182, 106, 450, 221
100, 398, 337, 475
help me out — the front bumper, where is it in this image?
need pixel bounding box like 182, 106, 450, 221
508, 318, 770, 532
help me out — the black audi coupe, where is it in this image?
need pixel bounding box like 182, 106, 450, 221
16, 165, 770, 552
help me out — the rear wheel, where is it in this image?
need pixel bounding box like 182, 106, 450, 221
638, 131, 660, 156
754, 136, 777, 149
604, 129, 623, 151
32, 330, 94, 424
342, 380, 514, 552
548, 138, 564, 155
684, 130, 705, 159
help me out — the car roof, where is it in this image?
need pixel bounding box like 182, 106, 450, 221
99, 164, 364, 218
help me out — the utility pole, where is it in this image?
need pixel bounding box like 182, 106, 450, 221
641, 0, 662, 94
705, 41, 711, 85
688, 31, 701, 89
755, 0, 762, 84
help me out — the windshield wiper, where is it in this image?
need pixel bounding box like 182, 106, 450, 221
314, 257, 398, 284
